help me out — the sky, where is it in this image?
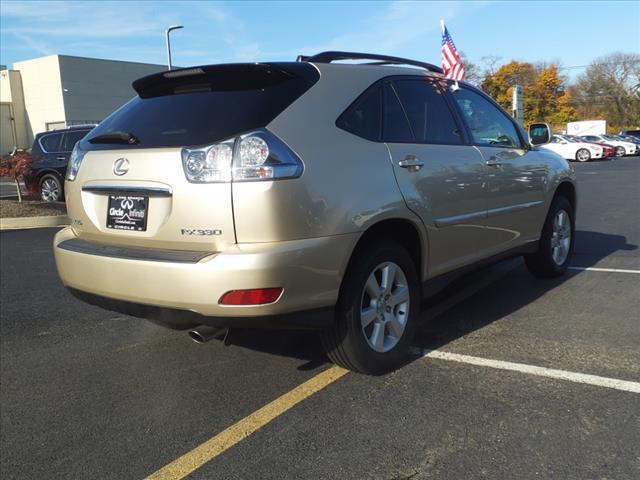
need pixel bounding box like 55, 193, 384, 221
1, 0, 639, 79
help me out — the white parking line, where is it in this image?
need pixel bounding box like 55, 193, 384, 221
422, 350, 640, 393
568, 266, 640, 274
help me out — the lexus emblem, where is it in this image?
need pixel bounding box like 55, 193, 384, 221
113, 157, 130, 176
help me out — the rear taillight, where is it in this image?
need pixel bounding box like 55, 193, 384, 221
181, 129, 302, 183
66, 143, 86, 181
219, 288, 283, 306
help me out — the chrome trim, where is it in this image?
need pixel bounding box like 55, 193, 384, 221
57, 238, 213, 263
81, 185, 173, 197
487, 200, 543, 218
434, 210, 486, 227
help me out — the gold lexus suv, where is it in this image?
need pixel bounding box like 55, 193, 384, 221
54, 52, 576, 374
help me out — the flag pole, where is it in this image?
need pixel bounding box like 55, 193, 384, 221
440, 19, 445, 34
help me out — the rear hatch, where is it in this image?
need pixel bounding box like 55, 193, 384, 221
66, 63, 318, 252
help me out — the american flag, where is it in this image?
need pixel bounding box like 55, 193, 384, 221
441, 23, 465, 81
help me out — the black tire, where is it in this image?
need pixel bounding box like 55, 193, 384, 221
575, 148, 591, 162
321, 241, 420, 375
524, 196, 575, 278
39, 174, 63, 202
615, 146, 625, 157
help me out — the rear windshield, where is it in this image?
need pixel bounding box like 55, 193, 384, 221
82, 63, 318, 150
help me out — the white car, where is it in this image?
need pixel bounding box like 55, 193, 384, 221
581, 134, 638, 157
540, 134, 603, 162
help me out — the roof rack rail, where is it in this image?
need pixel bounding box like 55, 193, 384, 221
296, 51, 443, 74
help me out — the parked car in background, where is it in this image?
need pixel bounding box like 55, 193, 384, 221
580, 134, 638, 157
617, 134, 640, 147
566, 135, 616, 158
25, 125, 95, 202
540, 134, 603, 162
619, 129, 640, 141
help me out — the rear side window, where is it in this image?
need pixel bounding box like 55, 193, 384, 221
62, 130, 90, 152
382, 83, 413, 143
83, 64, 318, 150
336, 85, 382, 141
391, 79, 463, 145
39, 133, 63, 152
453, 88, 522, 148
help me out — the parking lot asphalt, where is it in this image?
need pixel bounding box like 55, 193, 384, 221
1, 156, 639, 479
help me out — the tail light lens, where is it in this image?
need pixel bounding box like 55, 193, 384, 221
66, 143, 86, 181
219, 288, 283, 306
181, 129, 302, 183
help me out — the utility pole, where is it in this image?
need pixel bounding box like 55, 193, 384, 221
165, 25, 184, 70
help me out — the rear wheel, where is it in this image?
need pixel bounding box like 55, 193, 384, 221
615, 146, 625, 157
40, 174, 63, 202
575, 148, 591, 162
321, 241, 420, 374
525, 196, 574, 278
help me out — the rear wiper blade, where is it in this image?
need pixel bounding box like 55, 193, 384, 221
88, 131, 140, 145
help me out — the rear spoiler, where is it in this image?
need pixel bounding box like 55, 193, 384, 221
132, 63, 319, 99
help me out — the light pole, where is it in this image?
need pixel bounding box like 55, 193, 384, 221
165, 25, 183, 70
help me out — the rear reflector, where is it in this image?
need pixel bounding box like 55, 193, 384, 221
219, 288, 283, 306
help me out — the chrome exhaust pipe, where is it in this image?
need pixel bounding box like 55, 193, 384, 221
188, 325, 226, 344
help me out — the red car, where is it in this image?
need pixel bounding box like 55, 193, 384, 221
569, 135, 617, 157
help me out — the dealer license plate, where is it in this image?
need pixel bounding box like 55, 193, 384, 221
106, 195, 148, 231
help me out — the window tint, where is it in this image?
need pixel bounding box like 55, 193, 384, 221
84, 69, 317, 150
62, 130, 90, 152
336, 85, 381, 141
40, 133, 63, 152
391, 79, 462, 144
453, 88, 521, 148
382, 83, 413, 143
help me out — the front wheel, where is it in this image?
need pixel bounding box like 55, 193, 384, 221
575, 148, 591, 162
615, 146, 625, 157
525, 196, 575, 278
321, 241, 420, 374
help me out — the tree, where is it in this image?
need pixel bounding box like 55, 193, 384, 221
0, 151, 33, 203
527, 64, 576, 127
459, 52, 482, 86
481, 61, 536, 113
570, 52, 640, 131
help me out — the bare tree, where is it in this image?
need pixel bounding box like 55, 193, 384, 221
570, 52, 640, 130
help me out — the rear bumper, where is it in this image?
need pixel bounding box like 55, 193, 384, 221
66, 287, 333, 330
54, 227, 358, 327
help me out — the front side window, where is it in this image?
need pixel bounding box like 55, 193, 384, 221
391, 79, 463, 145
453, 88, 521, 148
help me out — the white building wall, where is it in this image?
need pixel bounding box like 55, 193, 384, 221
0, 69, 30, 151
13, 55, 66, 141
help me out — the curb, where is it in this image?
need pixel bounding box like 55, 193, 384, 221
0, 215, 69, 231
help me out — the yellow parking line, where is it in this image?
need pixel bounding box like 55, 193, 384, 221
145, 365, 348, 480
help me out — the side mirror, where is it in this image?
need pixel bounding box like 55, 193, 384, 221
529, 123, 551, 145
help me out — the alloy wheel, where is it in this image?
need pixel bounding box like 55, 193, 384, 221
360, 261, 410, 353
576, 149, 590, 162
550, 209, 571, 266
41, 178, 61, 202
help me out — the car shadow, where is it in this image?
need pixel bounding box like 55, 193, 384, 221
214, 230, 637, 373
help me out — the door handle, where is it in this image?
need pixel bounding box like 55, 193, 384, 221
398, 155, 424, 172
56, 156, 66, 161
485, 156, 503, 167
